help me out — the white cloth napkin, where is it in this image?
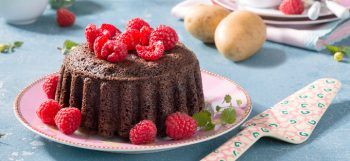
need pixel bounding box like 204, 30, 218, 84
172, 0, 350, 51
171, 0, 212, 18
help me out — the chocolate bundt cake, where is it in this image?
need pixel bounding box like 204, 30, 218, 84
55, 42, 205, 137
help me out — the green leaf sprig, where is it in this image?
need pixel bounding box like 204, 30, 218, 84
325, 45, 350, 62
58, 40, 78, 55
192, 110, 215, 131
0, 41, 23, 53
325, 45, 350, 55
193, 94, 240, 131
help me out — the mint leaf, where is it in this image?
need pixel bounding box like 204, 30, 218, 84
0, 41, 23, 53
220, 108, 236, 124
236, 99, 242, 106
64, 40, 78, 50
216, 105, 222, 112
192, 110, 211, 127
325, 45, 341, 54
204, 122, 215, 131
59, 40, 78, 55
14, 41, 23, 48
194, 95, 239, 131
224, 95, 232, 103
193, 110, 217, 131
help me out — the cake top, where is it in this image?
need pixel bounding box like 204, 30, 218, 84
64, 42, 198, 80
64, 18, 199, 80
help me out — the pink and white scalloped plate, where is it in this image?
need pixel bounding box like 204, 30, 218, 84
14, 70, 252, 153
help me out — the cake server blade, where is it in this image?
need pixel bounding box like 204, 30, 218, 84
202, 78, 341, 161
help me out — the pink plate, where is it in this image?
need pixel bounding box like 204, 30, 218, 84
14, 70, 252, 153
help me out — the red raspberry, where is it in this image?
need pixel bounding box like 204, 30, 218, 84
149, 25, 178, 51
42, 75, 59, 99
93, 35, 109, 59
136, 41, 164, 61
56, 8, 75, 27
101, 40, 128, 62
99, 23, 121, 38
126, 17, 150, 31
85, 24, 98, 51
117, 29, 140, 50
165, 112, 197, 140
279, 0, 304, 15
139, 26, 153, 46
129, 120, 157, 145
36, 99, 62, 125
100, 40, 116, 60
54, 107, 82, 135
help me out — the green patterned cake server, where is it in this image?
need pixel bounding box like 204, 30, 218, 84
202, 78, 342, 161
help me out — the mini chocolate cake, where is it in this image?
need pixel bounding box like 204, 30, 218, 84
55, 42, 205, 137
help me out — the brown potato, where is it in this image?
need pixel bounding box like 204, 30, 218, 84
184, 4, 230, 43
215, 11, 266, 62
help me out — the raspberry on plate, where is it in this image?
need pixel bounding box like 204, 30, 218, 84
126, 17, 150, 31
165, 112, 198, 140
93, 35, 109, 59
85, 24, 98, 51
129, 120, 157, 145
136, 41, 164, 61
101, 40, 128, 62
149, 25, 178, 51
36, 99, 62, 125
99, 23, 121, 38
117, 29, 140, 50
56, 8, 75, 27
42, 74, 59, 99
279, 0, 304, 15
54, 107, 82, 135
139, 25, 153, 46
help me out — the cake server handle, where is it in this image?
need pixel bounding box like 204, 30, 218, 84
201, 126, 265, 161
325, 0, 350, 19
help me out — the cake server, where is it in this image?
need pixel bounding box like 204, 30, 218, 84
202, 78, 341, 161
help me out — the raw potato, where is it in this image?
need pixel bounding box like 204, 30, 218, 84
185, 5, 230, 43
215, 11, 266, 62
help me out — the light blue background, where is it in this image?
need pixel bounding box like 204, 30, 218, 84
0, 0, 349, 161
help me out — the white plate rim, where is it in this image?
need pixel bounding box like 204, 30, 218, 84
212, 0, 346, 19
263, 16, 339, 25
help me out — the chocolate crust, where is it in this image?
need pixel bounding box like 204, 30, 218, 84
64, 43, 199, 80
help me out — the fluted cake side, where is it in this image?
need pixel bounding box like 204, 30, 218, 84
55, 43, 205, 138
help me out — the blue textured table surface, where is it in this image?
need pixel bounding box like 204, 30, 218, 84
1, 0, 349, 161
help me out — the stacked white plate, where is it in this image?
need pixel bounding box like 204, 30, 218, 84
212, 0, 347, 26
